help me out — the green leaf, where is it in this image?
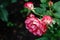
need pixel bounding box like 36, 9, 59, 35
57, 30, 60, 37
0, 2, 8, 8
20, 8, 28, 13
53, 1, 60, 12
54, 19, 60, 26
40, 4, 48, 8
24, 0, 29, 2
35, 37, 48, 40
7, 22, 15, 27
0, 8, 8, 22
46, 10, 52, 16
51, 37, 56, 40
23, 8, 28, 12
35, 8, 42, 13
54, 12, 60, 18
0, 5, 4, 8
11, 0, 16, 3
34, 7, 46, 14
55, 30, 60, 37
40, 0, 47, 3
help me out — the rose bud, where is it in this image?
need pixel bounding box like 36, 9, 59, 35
24, 2, 34, 10
48, 1, 53, 7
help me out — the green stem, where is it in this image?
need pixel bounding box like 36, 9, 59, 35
27, 10, 31, 15
49, 7, 55, 17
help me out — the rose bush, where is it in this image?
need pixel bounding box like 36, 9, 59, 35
0, 0, 60, 40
